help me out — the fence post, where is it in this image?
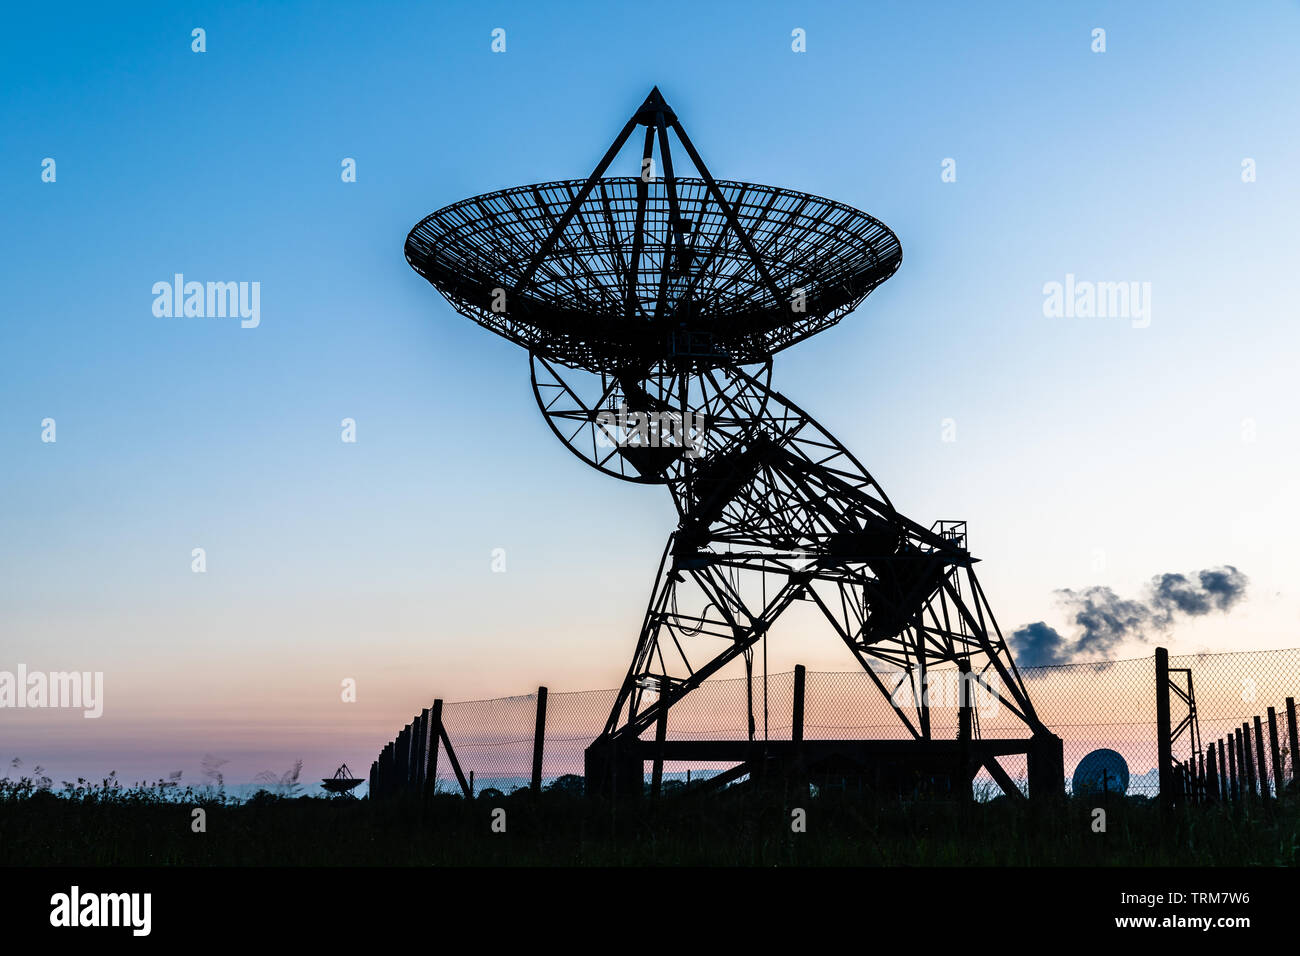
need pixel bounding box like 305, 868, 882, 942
1235, 725, 1243, 798
397, 724, 407, 792
793, 664, 808, 799
1205, 744, 1218, 803
531, 686, 548, 796
956, 657, 974, 799
403, 720, 414, 790
1267, 707, 1284, 800
792, 664, 806, 746
414, 711, 426, 792
400, 723, 413, 794
1242, 723, 1255, 797
411, 720, 420, 791
1217, 738, 1227, 801
390, 739, 399, 796
1202, 752, 1210, 802
1206, 743, 1216, 806
1227, 735, 1239, 801
414, 708, 429, 794
382, 742, 394, 800
424, 699, 443, 804
1155, 648, 1173, 810
1254, 715, 1271, 802
792, 663, 806, 756
1231, 729, 1241, 800
1236, 734, 1246, 801
395, 728, 410, 796
1241, 723, 1256, 798
1287, 698, 1299, 790
407, 721, 418, 791
651, 700, 668, 798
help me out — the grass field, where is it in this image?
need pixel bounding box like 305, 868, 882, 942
3, 772, 1298, 866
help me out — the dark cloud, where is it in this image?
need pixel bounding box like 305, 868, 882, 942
1057, 585, 1151, 658
1149, 566, 1248, 626
1149, 572, 1213, 622
1008, 566, 1249, 666
1008, 621, 1070, 668
1195, 566, 1248, 610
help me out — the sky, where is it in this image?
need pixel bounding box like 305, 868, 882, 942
2, 0, 1298, 788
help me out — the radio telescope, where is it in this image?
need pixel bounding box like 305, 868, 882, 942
321, 763, 363, 798
406, 88, 1063, 799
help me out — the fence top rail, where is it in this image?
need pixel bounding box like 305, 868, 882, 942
422, 646, 1300, 708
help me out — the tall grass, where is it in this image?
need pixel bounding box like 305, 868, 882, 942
2, 770, 1297, 866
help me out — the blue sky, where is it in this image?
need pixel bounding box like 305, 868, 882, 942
2, 0, 1298, 785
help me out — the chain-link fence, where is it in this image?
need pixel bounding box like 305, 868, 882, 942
374, 647, 1299, 799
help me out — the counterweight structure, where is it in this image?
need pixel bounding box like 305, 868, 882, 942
406, 88, 1063, 799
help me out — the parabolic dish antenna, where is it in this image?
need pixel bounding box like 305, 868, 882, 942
403, 87, 1064, 800
320, 762, 364, 797
1072, 748, 1129, 796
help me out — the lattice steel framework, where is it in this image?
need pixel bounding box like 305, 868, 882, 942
406, 88, 1059, 797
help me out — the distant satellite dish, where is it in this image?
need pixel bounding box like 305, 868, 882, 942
320, 762, 364, 797
1072, 749, 1129, 796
